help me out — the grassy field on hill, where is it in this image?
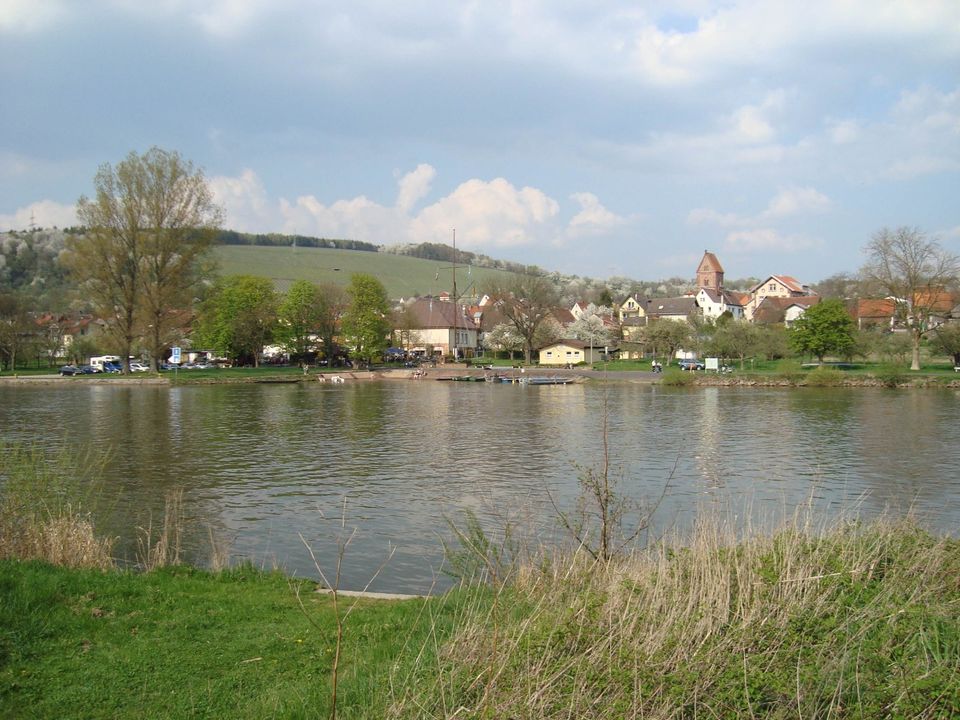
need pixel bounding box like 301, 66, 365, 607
212, 245, 517, 299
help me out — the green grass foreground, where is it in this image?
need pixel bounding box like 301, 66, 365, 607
0, 561, 471, 719
2, 517, 958, 718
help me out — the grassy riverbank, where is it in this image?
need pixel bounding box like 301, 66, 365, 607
3, 518, 958, 718
2, 444, 958, 717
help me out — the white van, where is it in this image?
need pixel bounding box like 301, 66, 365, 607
89, 355, 121, 371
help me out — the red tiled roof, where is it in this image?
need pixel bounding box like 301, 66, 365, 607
913, 288, 955, 314
855, 298, 897, 319
697, 251, 724, 273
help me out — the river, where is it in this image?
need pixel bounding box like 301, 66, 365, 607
2, 380, 958, 593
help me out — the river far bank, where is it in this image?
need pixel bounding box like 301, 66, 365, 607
3, 363, 959, 388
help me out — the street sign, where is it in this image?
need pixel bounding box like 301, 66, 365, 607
170, 346, 182, 364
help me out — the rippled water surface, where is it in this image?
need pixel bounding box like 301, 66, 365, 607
3, 381, 958, 592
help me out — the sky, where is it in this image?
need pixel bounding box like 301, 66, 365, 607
1, 0, 958, 284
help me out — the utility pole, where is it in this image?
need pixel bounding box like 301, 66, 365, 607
451, 229, 458, 361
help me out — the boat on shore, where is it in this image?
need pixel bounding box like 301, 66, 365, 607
520, 376, 574, 385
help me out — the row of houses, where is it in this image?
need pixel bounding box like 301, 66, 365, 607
20, 251, 958, 367
398, 250, 959, 366
396, 251, 825, 363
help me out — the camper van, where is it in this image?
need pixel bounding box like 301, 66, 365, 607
89, 355, 122, 372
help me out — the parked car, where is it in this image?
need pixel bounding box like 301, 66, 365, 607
678, 358, 705, 371
129, 361, 150, 372
59, 364, 80, 376
102, 361, 123, 373
78, 365, 100, 374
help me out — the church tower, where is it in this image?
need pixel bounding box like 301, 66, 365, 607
696, 250, 724, 290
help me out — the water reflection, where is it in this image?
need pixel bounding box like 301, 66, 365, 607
1, 383, 958, 593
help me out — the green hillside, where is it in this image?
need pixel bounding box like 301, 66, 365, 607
212, 245, 516, 299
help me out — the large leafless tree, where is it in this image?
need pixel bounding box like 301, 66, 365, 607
861, 227, 959, 370
489, 274, 560, 363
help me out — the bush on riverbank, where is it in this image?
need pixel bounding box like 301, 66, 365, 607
0, 444, 114, 569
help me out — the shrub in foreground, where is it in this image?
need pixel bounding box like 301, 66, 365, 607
392, 515, 960, 718
0, 444, 114, 570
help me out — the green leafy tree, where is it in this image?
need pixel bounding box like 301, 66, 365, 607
789, 299, 856, 364
709, 321, 761, 370
757, 323, 790, 360
137, 150, 221, 370
642, 319, 692, 365
877, 332, 913, 365
68, 335, 101, 366
861, 227, 960, 370
276, 280, 324, 360
0, 293, 34, 371
930, 323, 960, 367
196, 275, 278, 366
341, 274, 391, 365
68, 148, 221, 372
314, 283, 348, 363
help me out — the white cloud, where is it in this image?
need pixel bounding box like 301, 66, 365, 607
827, 120, 861, 145
688, 186, 830, 229
567, 192, 625, 237
410, 178, 560, 249
687, 208, 742, 227
723, 228, 821, 253
0, 200, 77, 231
0, 0, 69, 33
209, 169, 275, 232
394, 163, 435, 214
187, 0, 267, 38
280, 194, 401, 242
882, 156, 960, 181
761, 187, 831, 219
212, 166, 580, 251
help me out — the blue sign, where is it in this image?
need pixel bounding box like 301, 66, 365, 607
170, 347, 182, 364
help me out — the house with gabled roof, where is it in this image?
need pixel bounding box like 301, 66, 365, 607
646, 296, 700, 322
614, 293, 645, 320
849, 298, 898, 330
752, 295, 821, 326
402, 296, 478, 358
538, 338, 606, 366
745, 275, 813, 321
695, 287, 746, 321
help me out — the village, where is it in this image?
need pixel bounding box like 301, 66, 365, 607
390, 250, 958, 367
15, 247, 960, 373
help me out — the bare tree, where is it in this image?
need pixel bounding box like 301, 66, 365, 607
489, 274, 560, 363
861, 227, 959, 370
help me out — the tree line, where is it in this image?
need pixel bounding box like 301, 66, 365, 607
3, 147, 958, 372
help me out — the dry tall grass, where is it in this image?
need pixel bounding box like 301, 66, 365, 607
136, 487, 184, 570
390, 507, 960, 718
0, 443, 115, 570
